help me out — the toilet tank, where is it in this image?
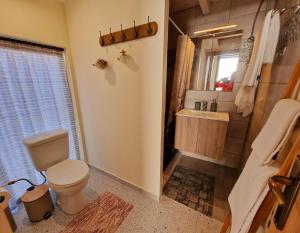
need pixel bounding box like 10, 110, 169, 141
23, 129, 69, 171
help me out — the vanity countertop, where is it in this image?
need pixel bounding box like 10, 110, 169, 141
176, 109, 229, 122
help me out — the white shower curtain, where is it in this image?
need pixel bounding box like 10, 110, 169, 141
167, 35, 195, 126
0, 40, 79, 206
164, 35, 195, 167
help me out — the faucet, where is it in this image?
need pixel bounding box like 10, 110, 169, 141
201, 101, 208, 111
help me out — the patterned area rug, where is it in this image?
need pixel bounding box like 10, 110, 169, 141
163, 166, 215, 216
60, 192, 133, 233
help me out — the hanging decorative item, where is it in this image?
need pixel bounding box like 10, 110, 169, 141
239, 38, 255, 62
277, 6, 300, 56
93, 58, 108, 69
98, 16, 158, 47
117, 50, 128, 61
239, 0, 265, 63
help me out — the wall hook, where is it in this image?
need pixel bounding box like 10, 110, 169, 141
147, 16, 153, 34
117, 49, 128, 61
93, 58, 108, 69
121, 24, 126, 41
109, 28, 115, 43
99, 31, 104, 46
98, 19, 158, 47
133, 20, 138, 38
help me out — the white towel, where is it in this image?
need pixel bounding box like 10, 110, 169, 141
252, 99, 300, 165
229, 154, 279, 233
229, 98, 300, 233
235, 10, 280, 117
263, 12, 280, 64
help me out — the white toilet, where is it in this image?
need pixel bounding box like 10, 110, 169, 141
23, 129, 89, 214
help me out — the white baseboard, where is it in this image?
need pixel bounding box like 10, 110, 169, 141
88, 163, 160, 202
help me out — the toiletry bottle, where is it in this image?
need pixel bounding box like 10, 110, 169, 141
202, 101, 208, 111
210, 99, 217, 112
195, 101, 201, 110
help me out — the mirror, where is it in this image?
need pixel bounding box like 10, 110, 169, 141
189, 30, 243, 92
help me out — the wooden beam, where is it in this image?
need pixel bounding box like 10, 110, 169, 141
283, 58, 300, 98
198, 0, 210, 15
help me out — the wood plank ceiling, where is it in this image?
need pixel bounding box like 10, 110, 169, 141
169, 0, 211, 14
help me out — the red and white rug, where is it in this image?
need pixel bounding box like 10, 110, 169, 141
60, 192, 133, 233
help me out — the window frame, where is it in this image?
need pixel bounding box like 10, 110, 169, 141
0, 37, 86, 162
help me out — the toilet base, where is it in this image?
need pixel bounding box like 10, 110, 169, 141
56, 191, 87, 215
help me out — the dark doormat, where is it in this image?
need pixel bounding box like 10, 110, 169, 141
163, 165, 215, 217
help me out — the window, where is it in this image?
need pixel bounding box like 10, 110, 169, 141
216, 54, 239, 82
205, 51, 239, 91
0, 39, 80, 206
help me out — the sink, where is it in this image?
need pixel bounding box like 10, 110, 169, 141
176, 109, 229, 122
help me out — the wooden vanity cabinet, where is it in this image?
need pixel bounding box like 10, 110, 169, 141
174, 113, 228, 160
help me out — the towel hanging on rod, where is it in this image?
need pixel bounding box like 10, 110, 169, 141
235, 9, 280, 117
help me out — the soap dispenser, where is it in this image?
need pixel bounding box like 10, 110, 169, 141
210, 99, 217, 112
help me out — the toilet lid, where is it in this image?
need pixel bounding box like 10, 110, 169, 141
46, 159, 89, 187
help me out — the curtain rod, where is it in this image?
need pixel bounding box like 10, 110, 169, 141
169, 17, 185, 36
0, 37, 64, 51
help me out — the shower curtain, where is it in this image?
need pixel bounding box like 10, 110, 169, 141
164, 35, 195, 168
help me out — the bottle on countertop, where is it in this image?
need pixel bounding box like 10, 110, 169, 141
210, 99, 217, 112
202, 101, 208, 111
195, 101, 201, 110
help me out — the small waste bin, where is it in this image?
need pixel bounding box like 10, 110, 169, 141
21, 184, 54, 222
0, 187, 17, 232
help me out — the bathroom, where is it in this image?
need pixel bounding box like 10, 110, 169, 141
0, 0, 300, 233
163, 0, 300, 228
163, 0, 264, 220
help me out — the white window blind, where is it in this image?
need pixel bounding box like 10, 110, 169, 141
0, 39, 80, 205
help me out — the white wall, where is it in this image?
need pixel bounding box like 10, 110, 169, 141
65, 0, 168, 197
0, 0, 86, 162
0, 0, 68, 47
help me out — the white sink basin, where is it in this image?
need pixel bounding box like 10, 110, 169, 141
176, 109, 229, 122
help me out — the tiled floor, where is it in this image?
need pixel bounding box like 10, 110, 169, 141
13, 166, 222, 233
175, 155, 239, 222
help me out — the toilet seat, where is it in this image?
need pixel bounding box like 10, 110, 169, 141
46, 159, 89, 187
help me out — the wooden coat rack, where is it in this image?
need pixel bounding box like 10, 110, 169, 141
99, 16, 158, 47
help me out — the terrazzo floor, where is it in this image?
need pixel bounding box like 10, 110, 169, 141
13, 166, 222, 233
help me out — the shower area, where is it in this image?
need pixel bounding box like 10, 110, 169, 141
162, 0, 281, 221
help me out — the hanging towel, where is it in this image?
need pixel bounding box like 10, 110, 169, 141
229, 99, 300, 233
229, 155, 279, 233
235, 10, 280, 117
263, 12, 280, 64
252, 99, 300, 165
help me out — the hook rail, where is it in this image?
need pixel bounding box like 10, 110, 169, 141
99, 18, 158, 46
